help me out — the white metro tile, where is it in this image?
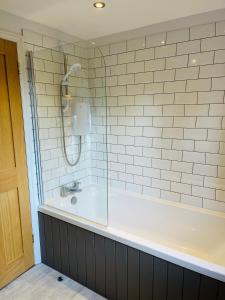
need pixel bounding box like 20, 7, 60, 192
135, 72, 153, 84
126, 164, 143, 175
143, 167, 160, 178
143, 186, 161, 197
127, 84, 145, 95
181, 173, 204, 186
198, 91, 224, 104
177, 40, 200, 55
193, 163, 217, 177
175, 67, 199, 80
152, 158, 171, 170
127, 62, 145, 73
153, 117, 173, 127
196, 117, 222, 129
185, 104, 209, 116
183, 151, 205, 164
154, 94, 174, 105
154, 70, 175, 82
172, 161, 193, 173
203, 199, 225, 213
216, 21, 225, 36
172, 139, 194, 151
136, 48, 154, 61
110, 41, 127, 54
167, 28, 189, 44
146, 32, 167, 47
201, 36, 225, 51
186, 79, 211, 92
212, 77, 225, 91
184, 128, 207, 140
164, 81, 186, 93
189, 52, 214, 66
161, 170, 181, 182
153, 138, 172, 149
152, 178, 170, 190
199, 64, 225, 78
162, 149, 182, 161
155, 45, 176, 58
175, 92, 197, 104
145, 58, 165, 71
215, 50, 225, 63
173, 117, 196, 128
143, 147, 161, 158
166, 55, 188, 69
144, 82, 164, 94
163, 105, 184, 116
171, 182, 191, 194
163, 128, 183, 139
135, 95, 154, 105
190, 23, 215, 40
161, 190, 180, 202
193, 186, 215, 199
181, 195, 202, 207
118, 52, 135, 64
127, 37, 145, 51
195, 141, 219, 153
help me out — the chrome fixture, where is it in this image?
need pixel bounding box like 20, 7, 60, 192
62, 63, 81, 85
60, 181, 82, 197
71, 196, 78, 205
27, 51, 44, 204
60, 53, 82, 167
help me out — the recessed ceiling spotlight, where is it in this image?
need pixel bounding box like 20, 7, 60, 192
161, 40, 166, 45
94, 1, 106, 8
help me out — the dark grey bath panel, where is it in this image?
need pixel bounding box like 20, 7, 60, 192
38, 212, 225, 300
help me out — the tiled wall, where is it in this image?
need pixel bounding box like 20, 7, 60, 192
94, 21, 225, 212
23, 20, 225, 213
24, 30, 107, 200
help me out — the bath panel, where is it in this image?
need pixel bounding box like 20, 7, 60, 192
38, 212, 225, 300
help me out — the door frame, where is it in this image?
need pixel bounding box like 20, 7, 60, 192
0, 30, 41, 264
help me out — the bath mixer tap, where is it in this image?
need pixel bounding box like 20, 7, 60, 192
60, 181, 82, 197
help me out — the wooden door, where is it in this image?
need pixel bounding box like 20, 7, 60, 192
0, 38, 34, 289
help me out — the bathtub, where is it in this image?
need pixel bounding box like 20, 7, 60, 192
45, 184, 108, 225
39, 184, 225, 282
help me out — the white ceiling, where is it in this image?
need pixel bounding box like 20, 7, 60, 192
0, 0, 225, 40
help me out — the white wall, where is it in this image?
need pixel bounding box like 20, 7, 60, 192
1, 10, 225, 231
92, 20, 225, 213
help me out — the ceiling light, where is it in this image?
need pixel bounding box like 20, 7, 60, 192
94, 1, 106, 8
161, 40, 166, 45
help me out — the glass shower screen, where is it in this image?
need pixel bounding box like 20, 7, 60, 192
27, 41, 108, 225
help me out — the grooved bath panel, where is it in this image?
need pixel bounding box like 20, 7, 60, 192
39, 212, 225, 300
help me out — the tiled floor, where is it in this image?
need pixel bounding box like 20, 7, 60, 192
0, 264, 106, 300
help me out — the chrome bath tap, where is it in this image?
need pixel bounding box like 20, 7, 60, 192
60, 181, 82, 197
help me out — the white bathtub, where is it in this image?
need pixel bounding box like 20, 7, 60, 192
39, 184, 225, 282
45, 184, 108, 225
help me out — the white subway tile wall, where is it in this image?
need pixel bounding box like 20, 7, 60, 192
24, 30, 107, 200
24, 20, 225, 213
101, 20, 225, 212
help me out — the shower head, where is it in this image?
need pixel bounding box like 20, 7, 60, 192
62, 63, 81, 83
